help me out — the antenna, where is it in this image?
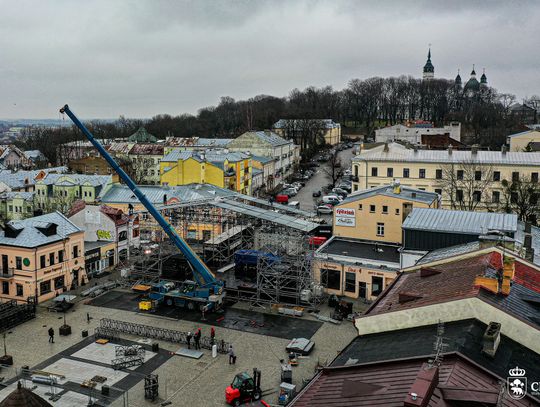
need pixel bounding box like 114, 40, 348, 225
429, 320, 448, 367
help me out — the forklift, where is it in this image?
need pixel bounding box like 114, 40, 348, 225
225, 368, 268, 406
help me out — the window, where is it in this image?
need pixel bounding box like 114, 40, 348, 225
40, 255, 46, 268
119, 231, 127, 241
435, 169, 442, 179
354, 166, 358, 177
72, 245, 79, 258
382, 205, 388, 214
49, 252, 55, 266
395, 208, 400, 215
358, 204, 363, 210
58, 250, 64, 263
2, 281, 9, 295
457, 170, 464, 180
387, 168, 393, 177
371, 276, 384, 296
15, 257, 22, 270
511, 192, 518, 203
456, 190, 464, 201
512, 172, 519, 182
532, 173, 539, 183
133, 228, 140, 238
8, 205, 13, 212
419, 169, 426, 179
475, 171, 481, 181
531, 193, 538, 205
16, 284, 23, 297
40, 280, 51, 295
370, 205, 376, 213
473, 190, 481, 202
353, 185, 358, 192
403, 168, 409, 178
371, 167, 378, 177
345, 272, 356, 293
435, 188, 442, 195
492, 191, 500, 203
376, 222, 385, 236
493, 171, 500, 181
320, 268, 340, 290
54, 276, 65, 289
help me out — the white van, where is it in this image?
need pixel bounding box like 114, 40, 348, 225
322, 195, 341, 205
287, 201, 300, 208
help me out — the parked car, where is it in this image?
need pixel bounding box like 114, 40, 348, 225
275, 194, 289, 204
282, 188, 297, 197
337, 183, 352, 193
332, 188, 348, 198
322, 195, 342, 205
288, 201, 300, 208
312, 190, 322, 197
316, 205, 333, 214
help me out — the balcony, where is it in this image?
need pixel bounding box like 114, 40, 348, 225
0, 268, 15, 279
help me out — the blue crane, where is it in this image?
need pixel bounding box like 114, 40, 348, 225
60, 105, 224, 311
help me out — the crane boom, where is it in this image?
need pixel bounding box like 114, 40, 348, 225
60, 105, 220, 289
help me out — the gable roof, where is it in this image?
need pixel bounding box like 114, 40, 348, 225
233, 131, 290, 147
128, 127, 157, 143
402, 208, 518, 235
273, 119, 340, 129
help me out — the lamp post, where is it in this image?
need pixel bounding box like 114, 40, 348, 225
0, 330, 13, 365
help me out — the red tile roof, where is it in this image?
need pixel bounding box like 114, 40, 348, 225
291, 354, 536, 406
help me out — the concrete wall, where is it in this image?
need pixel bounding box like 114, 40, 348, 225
355, 297, 540, 353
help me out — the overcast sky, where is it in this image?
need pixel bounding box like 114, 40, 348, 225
1, 0, 539, 119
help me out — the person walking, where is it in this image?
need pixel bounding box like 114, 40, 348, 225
210, 327, 215, 346
228, 344, 236, 364
86, 313, 91, 323
194, 328, 201, 350
48, 327, 55, 343
186, 331, 192, 349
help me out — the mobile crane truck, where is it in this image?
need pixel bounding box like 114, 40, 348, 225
60, 105, 225, 312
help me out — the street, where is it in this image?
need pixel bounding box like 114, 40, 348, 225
295, 146, 356, 212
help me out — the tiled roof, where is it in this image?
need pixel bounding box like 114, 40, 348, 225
367, 251, 540, 328
341, 184, 438, 205
128, 143, 163, 155
237, 131, 290, 147
0, 191, 34, 201
402, 208, 517, 235
165, 137, 232, 147
292, 352, 537, 407
353, 141, 540, 165
0, 211, 82, 248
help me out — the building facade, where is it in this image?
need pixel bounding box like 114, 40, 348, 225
375, 122, 461, 144
273, 119, 342, 146
0, 212, 87, 303
352, 142, 540, 210
507, 129, 540, 152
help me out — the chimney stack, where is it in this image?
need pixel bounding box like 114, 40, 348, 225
482, 322, 501, 358
501, 145, 507, 155
448, 145, 453, 155
393, 179, 401, 194
471, 145, 479, 155
403, 363, 439, 407
383, 143, 389, 153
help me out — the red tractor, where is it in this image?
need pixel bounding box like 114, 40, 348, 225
225, 368, 268, 406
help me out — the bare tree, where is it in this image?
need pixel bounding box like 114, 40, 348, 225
501, 179, 540, 224
442, 160, 494, 211
321, 149, 343, 188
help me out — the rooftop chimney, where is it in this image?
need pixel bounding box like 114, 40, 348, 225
482, 321, 501, 358
500, 256, 515, 296
383, 143, 389, 153
413, 145, 418, 153
471, 145, 479, 155
524, 233, 535, 262
448, 145, 453, 155
501, 145, 507, 155
403, 363, 439, 407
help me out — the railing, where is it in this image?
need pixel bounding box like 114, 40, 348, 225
0, 267, 15, 278
96, 318, 230, 354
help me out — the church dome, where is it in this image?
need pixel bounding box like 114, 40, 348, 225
464, 77, 480, 92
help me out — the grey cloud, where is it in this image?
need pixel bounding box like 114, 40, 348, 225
0, 0, 539, 118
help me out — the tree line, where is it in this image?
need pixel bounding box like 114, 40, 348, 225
17, 76, 537, 164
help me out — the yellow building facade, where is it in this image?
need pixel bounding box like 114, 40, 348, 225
352, 143, 540, 210
160, 150, 252, 195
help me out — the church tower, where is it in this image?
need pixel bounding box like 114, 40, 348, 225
423, 48, 434, 80
480, 68, 488, 86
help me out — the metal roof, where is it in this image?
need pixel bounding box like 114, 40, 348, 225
402, 208, 518, 235
341, 184, 438, 205
161, 149, 249, 164
0, 191, 34, 201
0, 211, 82, 248
273, 119, 340, 129
235, 131, 290, 147
353, 142, 540, 165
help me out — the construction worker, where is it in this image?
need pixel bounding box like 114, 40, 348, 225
194, 328, 201, 350
186, 331, 192, 349
210, 327, 215, 346
48, 327, 55, 343
228, 344, 236, 364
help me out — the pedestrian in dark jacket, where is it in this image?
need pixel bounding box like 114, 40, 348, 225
228, 344, 236, 364
48, 327, 55, 343
194, 328, 201, 350
210, 327, 215, 346
186, 331, 192, 349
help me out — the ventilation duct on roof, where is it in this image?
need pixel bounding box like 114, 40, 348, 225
482, 321, 501, 358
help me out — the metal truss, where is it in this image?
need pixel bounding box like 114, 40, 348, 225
97, 318, 230, 354
111, 344, 145, 370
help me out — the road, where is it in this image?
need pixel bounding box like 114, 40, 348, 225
295, 146, 355, 212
